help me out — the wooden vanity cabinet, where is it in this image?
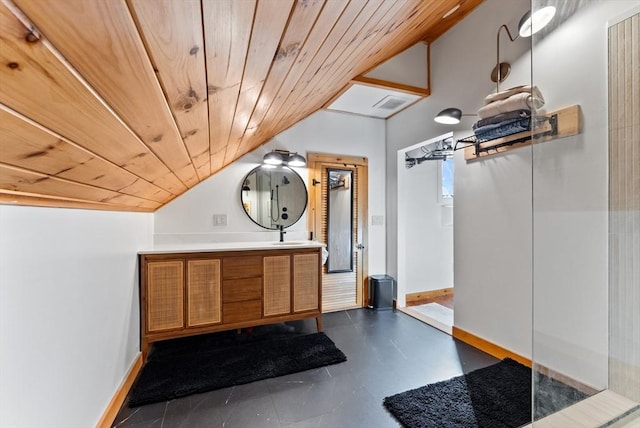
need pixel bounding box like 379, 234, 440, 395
139, 247, 322, 358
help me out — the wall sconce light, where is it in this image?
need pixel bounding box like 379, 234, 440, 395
434, 107, 476, 125
491, 6, 556, 91
262, 150, 306, 167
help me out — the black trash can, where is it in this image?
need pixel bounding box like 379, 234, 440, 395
369, 275, 396, 310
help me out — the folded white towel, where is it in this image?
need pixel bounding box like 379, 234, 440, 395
478, 92, 545, 119
484, 85, 525, 104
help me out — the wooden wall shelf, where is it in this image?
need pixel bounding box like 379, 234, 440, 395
460, 105, 581, 161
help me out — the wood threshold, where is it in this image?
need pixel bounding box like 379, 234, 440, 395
452, 326, 531, 367
95, 353, 143, 428
521, 390, 639, 428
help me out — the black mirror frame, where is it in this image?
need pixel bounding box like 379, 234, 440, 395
240, 165, 308, 230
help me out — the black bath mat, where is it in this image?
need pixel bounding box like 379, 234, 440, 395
383, 358, 587, 428
128, 330, 346, 407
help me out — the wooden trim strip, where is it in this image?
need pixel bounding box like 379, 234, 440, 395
452, 326, 531, 367
306, 153, 368, 166
96, 353, 143, 428
426, 42, 431, 94
351, 75, 430, 96
0, 190, 156, 213
406, 287, 453, 304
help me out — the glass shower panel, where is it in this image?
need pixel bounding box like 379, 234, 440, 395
531, 0, 640, 425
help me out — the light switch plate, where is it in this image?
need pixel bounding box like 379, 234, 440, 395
213, 214, 227, 227
371, 215, 384, 226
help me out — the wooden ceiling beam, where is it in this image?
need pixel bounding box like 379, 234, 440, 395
202, 0, 256, 169
0, 190, 156, 212
276, 0, 405, 126
0, 105, 173, 204
222, 0, 295, 166
0, 0, 482, 212
0, 163, 161, 210
128, 0, 212, 181
233, 0, 328, 160
13, 0, 200, 188
248, 0, 375, 149
266, 0, 403, 138
237, 0, 360, 157
0, 2, 186, 196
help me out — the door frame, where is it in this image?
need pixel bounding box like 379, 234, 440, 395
307, 153, 369, 308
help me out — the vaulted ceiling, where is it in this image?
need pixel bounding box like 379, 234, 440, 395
0, 0, 481, 212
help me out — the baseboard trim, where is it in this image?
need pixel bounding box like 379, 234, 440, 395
406, 287, 453, 304
452, 326, 531, 367
452, 327, 601, 396
96, 353, 143, 428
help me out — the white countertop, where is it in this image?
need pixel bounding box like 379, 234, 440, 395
139, 241, 325, 254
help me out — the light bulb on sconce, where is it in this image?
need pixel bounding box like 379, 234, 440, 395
518, 6, 556, 38
491, 6, 556, 91
287, 153, 306, 167
262, 150, 306, 167
263, 151, 284, 165
434, 108, 476, 125
434, 108, 462, 124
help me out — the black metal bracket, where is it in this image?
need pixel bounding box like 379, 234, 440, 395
455, 114, 559, 156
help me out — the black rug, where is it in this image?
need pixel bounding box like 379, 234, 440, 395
383, 358, 587, 428
128, 329, 347, 407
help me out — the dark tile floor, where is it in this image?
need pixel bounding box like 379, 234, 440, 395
113, 309, 498, 427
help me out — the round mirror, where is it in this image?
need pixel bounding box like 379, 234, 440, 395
240, 165, 308, 230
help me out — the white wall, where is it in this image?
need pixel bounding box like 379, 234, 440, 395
388, 0, 638, 389
0, 110, 384, 428
387, 0, 533, 357
386, 0, 531, 282
0, 205, 153, 428
364, 42, 429, 89
396, 139, 454, 307
155, 109, 387, 275
530, 0, 639, 389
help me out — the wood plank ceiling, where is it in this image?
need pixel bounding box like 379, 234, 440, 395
0, 0, 481, 212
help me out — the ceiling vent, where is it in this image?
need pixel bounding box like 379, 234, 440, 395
373, 95, 409, 110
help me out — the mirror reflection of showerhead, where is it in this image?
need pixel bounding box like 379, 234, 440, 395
282, 176, 290, 185
270, 185, 280, 221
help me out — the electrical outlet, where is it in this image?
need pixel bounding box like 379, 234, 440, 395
213, 214, 227, 227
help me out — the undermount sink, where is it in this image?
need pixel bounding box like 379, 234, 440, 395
270, 241, 308, 245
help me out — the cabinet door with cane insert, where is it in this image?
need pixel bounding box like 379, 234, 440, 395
187, 258, 221, 327
146, 260, 184, 332
293, 253, 319, 312
263, 255, 291, 316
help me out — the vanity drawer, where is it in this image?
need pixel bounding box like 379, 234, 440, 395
223, 300, 262, 323
223, 255, 262, 279
223, 277, 262, 302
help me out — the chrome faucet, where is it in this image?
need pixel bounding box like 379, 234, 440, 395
278, 225, 286, 242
